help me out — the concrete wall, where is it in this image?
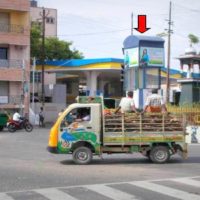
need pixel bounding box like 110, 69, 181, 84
11, 11, 29, 26
9, 82, 21, 96
33, 103, 66, 123
0, 0, 30, 12
0, 68, 23, 81
44, 73, 56, 85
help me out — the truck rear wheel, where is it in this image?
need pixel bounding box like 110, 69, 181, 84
0, 126, 3, 131
150, 146, 170, 164
72, 146, 93, 164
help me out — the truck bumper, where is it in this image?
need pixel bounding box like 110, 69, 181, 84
47, 146, 58, 154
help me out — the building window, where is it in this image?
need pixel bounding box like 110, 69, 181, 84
0, 48, 8, 59
46, 17, 55, 24
30, 72, 41, 83
0, 81, 9, 104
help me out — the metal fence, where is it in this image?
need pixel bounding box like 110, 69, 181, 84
0, 59, 23, 68
0, 23, 24, 34
167, 104, 200, 125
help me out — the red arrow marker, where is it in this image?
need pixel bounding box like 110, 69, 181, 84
134, 15, 151, 33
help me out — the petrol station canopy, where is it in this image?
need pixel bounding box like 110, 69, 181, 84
36, 57, 198, 79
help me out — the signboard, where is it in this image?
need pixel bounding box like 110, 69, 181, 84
139, 47, 164, 67
124, 48, 139, 68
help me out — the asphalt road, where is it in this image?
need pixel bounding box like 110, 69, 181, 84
0, 127, 200, 200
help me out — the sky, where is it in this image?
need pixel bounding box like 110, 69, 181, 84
38, 0, 200, 70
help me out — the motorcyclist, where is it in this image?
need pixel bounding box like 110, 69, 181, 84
8, 111, 33, 132
13, 111, 23, 127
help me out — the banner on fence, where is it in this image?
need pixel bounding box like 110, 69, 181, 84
186, 126, 200, 144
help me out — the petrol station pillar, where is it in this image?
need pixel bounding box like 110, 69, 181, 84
85, 71, 100, 96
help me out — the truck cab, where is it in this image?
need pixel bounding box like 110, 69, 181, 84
48, 99, 102, 164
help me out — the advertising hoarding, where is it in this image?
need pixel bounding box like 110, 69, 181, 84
140, 47, 164, 67
124, 48, 139, 68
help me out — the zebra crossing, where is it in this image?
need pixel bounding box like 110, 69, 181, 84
0, 176, 200, 200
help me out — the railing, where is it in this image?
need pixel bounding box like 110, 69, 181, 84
0, 95, 22, 105
167, 104, 200, 125
0, 59, 23, 68
0, 23, 24, 34
104, 113, 184, 133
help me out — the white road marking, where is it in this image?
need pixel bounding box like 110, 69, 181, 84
0, 193, 14, 200
1, 176, 200, 200
35, 188, 78, 200
85, 184, 138, 200
130, 181, 200, 200
1, 176, 200, 194
172, 177, 200, 188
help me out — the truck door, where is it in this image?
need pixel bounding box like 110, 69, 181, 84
58, 104, 101, 153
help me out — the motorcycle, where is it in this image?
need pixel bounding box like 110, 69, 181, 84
7, 117, 33, 133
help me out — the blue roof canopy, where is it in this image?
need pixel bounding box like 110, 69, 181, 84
37, 58, 124, 67
123, 35, 165, 49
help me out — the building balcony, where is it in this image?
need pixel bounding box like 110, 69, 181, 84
0, 59, 23, 69
0, 95, 22, 109
0, 23, 29, 46
0, 0, 30, 12
0, 95, 21, 104
0, 23, 25, 34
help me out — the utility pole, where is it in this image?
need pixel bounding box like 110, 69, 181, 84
21, 60, 25, 115
166, 1, 173, 103
32, 57, 36, 112
40, 7, 49, 106
41, 7, 45, 106
131, 12, 133, 35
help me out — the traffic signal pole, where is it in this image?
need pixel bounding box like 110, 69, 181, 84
120, 64, 125, 96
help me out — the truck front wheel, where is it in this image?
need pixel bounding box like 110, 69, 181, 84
72, 146, 93, 164
150, 146, 170, 164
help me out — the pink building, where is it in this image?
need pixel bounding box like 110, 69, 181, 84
0, 0, 30, 115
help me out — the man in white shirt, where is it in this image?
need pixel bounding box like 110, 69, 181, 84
115, 91, 137, 113
143, 89, 167, 113
13, 111, 21, 122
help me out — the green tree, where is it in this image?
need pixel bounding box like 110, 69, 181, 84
188, 34, 199, 47
31, 25, 84, 60
31, 24, 42, 59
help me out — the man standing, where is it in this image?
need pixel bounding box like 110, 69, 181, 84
115, 91, 137, 113
39, 107, 45, 127
143, 89, 167, 113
